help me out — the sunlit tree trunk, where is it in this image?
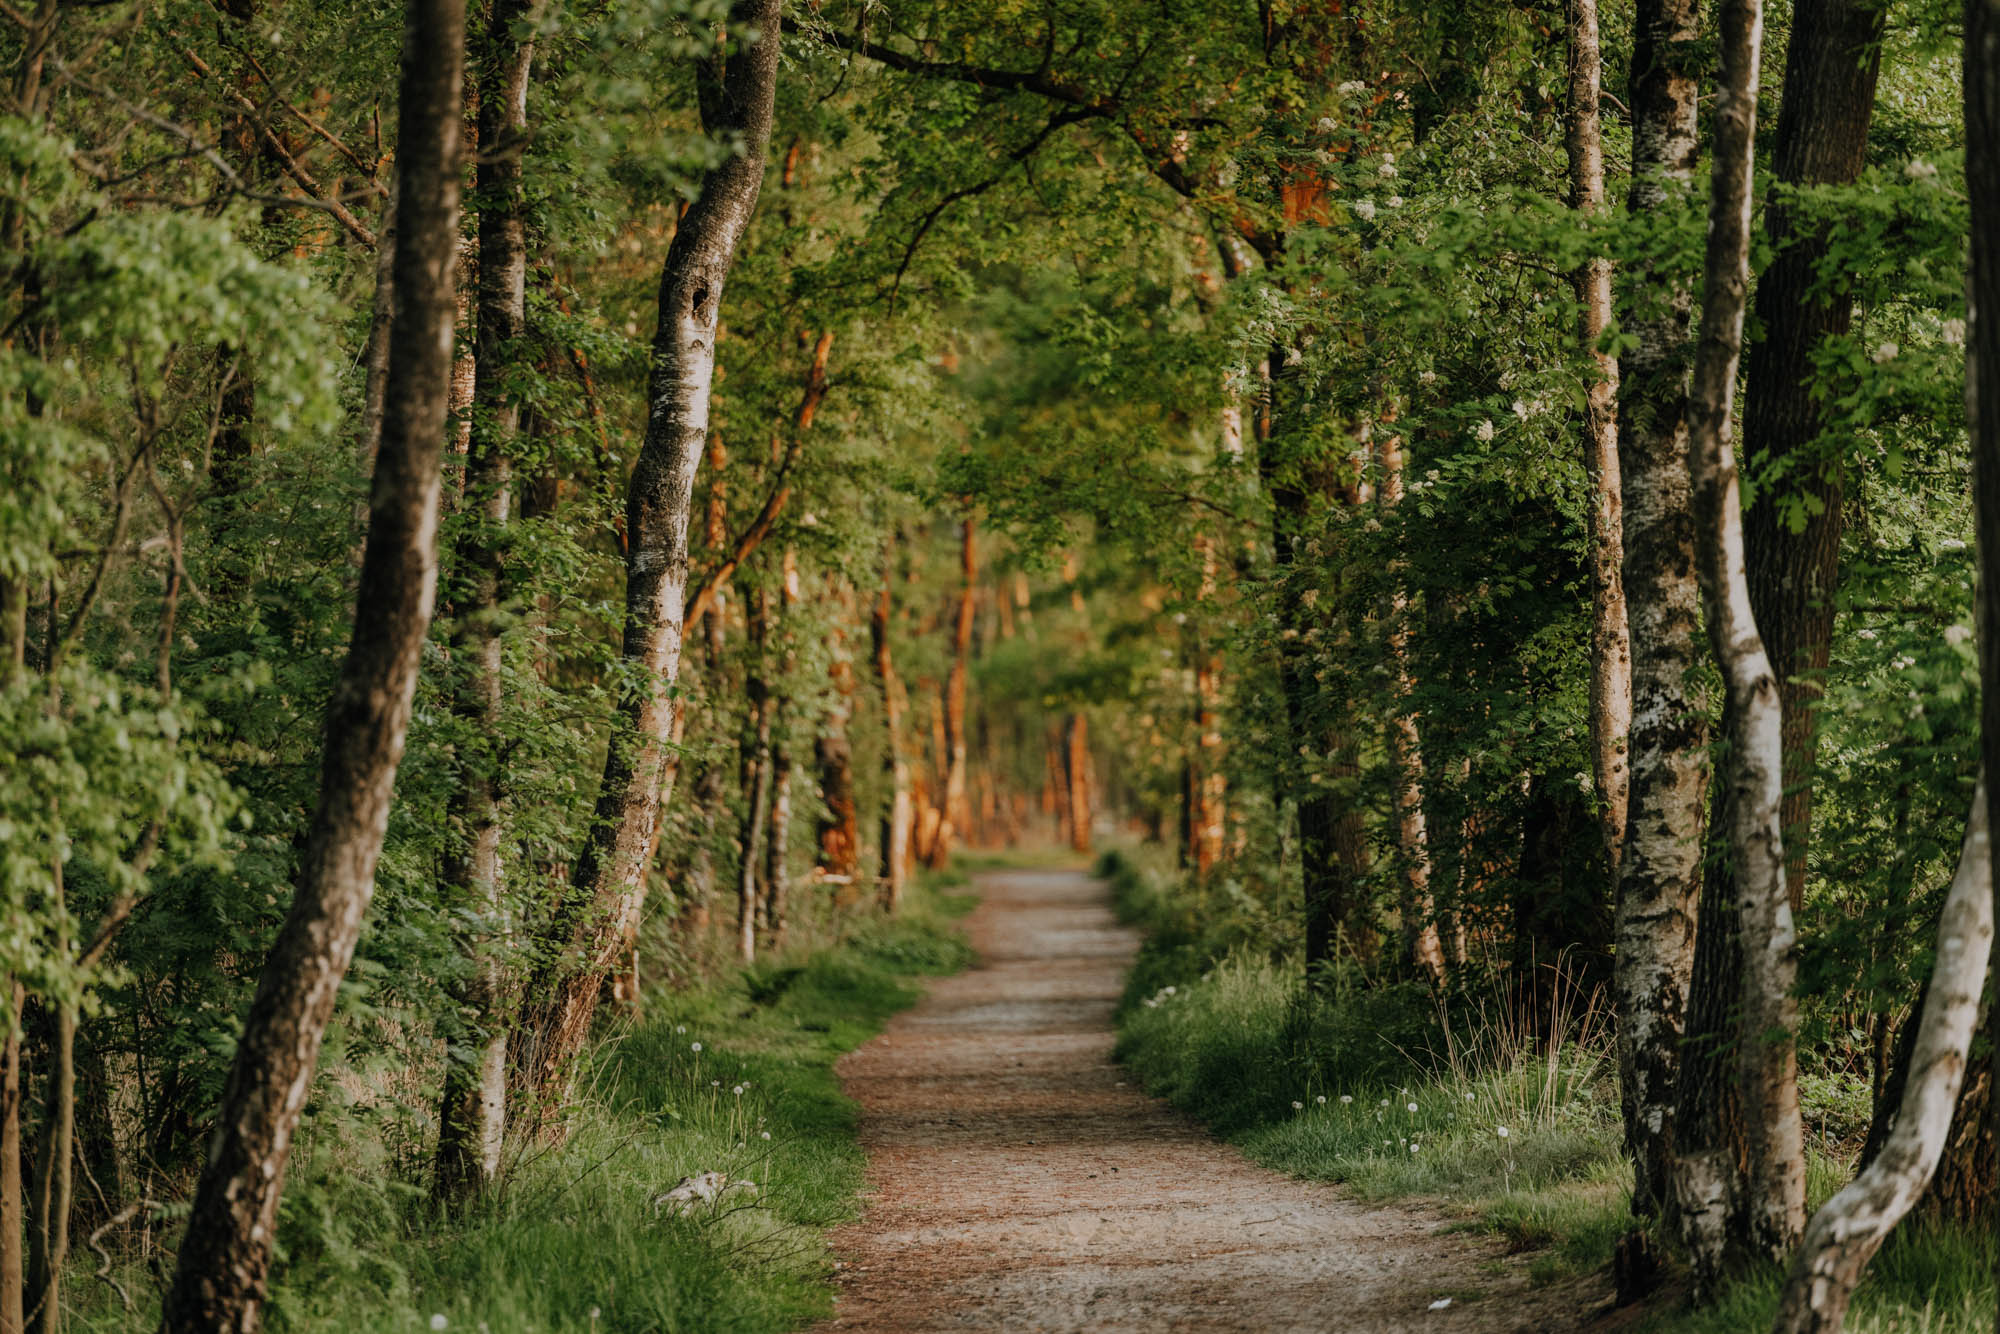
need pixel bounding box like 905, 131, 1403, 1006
1064, 712, 1092, 854
935, 519, 976, 863
1609, 0, 1707, 1242
1377, 424, 1444, 981
435, 0, 541, 1206
1565, 0, 1630, 869
1675, 0, 1806, 1284
513, 0, 779, 1100
159, 0, 464, 1319
815, 577, 861, 886
1771, 781, 1993, 1334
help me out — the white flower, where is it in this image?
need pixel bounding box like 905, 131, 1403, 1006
1419, 370, 1437, 385
1474, 419, 1495, 442
761, 1131, 772, 1140
1407, 1102, 1418, 1113
1496, 1126, 1511, 1139
1338, 80, 1367, 95
1316, 1095, 1327, 1105
590, 1309, 602, 1322
691, 1042, 702, 1052
1942, 537, 1968, 551
1512, 398, 1530, 420
1353, 199, 1377, 222
1872, 341, 1900, 364
1163, 985, 1176, 995
1293, 1100, 1305, 1110
430, 1318, 449, 1332
676, 1025, 687, 1034
1943, 318, 1967, 346
1947, 624, 1972, 646
1340, 1095, 1353, 1105
1386, 195, 1404, 208
1857, 628, 1877, 639
1410, 1143, 1420, 1153
1379, 160, 1398, 178
1379, 1099, 1391, 1108
1905, 158, 1939, 181
1316, 116, 1337, 134
733, 1085, 745, 1096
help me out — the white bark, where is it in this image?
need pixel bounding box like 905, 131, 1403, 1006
1771, 780, 1994, 1334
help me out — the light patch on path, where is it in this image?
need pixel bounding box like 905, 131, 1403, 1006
818, 866, 1596, 1333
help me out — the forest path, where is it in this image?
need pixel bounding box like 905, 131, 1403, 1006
815, 864, 1588, 1333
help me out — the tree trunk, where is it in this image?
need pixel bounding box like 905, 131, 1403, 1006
763, 718, 793, 949
1566, 0, 1630, 871
1377, 423, 1444, 982
512, 0, 779, 1100
1675, 0, 1806, 1285
1741, 0, 1885, 912
1964, 12, 2000, 1333
815, 579, 861, 885
1609, 0, 1707, 1236
873, 560, 913, 911
0, 982, 20, 1334
738, 588, 774, 962
1063, 712, 1091, 854
1771, 781, 1993, 1334
434, 0, 540, 1207
23, 996, 70, 1334
935, 519, 976, 864
160, 0, 464, 1320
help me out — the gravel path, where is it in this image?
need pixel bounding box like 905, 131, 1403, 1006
816, 865, 1594, 1333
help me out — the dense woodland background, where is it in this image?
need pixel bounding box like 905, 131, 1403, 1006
0, 0, 1998, 1328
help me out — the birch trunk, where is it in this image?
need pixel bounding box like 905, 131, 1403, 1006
1677, 0, 1807, 1280
1771, 782, 1994, 1334
160, 0, 464, 1318
1609, 0, 1708, 1231
513, 0, 779, 1099
435, 0, 540, 1205
1963, 14, 2000, 1331
1566, 0, 1630, 870
872, 557, 912, 910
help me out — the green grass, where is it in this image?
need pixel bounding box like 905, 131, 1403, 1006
75, 881, 977, 1334
1101, 845, 1996, 1329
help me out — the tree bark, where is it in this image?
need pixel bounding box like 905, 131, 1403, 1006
1063, 712, 1091, 854
435, 0, 540, 1207
512, 0, 779, 1100
0, 982, 20, 1334
160, 0, 464, 1320
934, 519, 976, 865
814, 584, 862, 884
1566, 0, 1630, 870
1771, 781, 1993, 1334
1377, 425, 1444, 981
1964, 11, 2000, 1333
1609, 0, 1708, 1234
1675, 0, 1806, 1285
738, 585, 774, 961
1741, 0, 1884, 912
872, 556, 912, 911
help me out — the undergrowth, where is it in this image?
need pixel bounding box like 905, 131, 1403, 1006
1102, 845, 1997, 1330
75, 879, 976, 1334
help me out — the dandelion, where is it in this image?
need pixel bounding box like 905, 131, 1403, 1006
1292, 1101, 1305, 1111
1410, 1143, 1420, 1154
1340, 1095, 1353, 1105
431, 1318, 449, 1333
1407, 1102, 1418, 1113
761, 1131, 772, 1140
691, 1042, 702, 1052
1474, 419, 1495, 442
733, 1085, 745, 1096
1496, 1126, 1511, 1139
1316, 1095, 1328, 1105
1873, 341, 1900, 364
1379, 1099, 1391, 1108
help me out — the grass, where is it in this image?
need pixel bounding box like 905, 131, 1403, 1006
74, 879, 977, 1334
1101, 845, 1997, 1332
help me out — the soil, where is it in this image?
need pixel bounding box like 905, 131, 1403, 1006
816, 865, 1605, 1334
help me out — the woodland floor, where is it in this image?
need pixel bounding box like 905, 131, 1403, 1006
815, 864, 1596, 1333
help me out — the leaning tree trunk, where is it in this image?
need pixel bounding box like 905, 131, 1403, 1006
1676, 0, 1807, 1287
159, 0, 464, 1321
1608, 0, 1708, 1245
1565, 0, 1630, 871
1771, 781, 1994, 1334
1965, 15, 2000, 1334
434, 0, 540, 1207
1740, 0, 1884, 912
512, 0, 780, 1101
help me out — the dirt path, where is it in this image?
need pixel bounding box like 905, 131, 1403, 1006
817, 865, 1595, 1334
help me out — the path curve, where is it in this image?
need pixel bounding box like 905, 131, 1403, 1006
817, 865, 1591, 1333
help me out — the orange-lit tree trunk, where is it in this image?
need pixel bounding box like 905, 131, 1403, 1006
1064, 713, 1092, 854
815, 577, 862, 887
